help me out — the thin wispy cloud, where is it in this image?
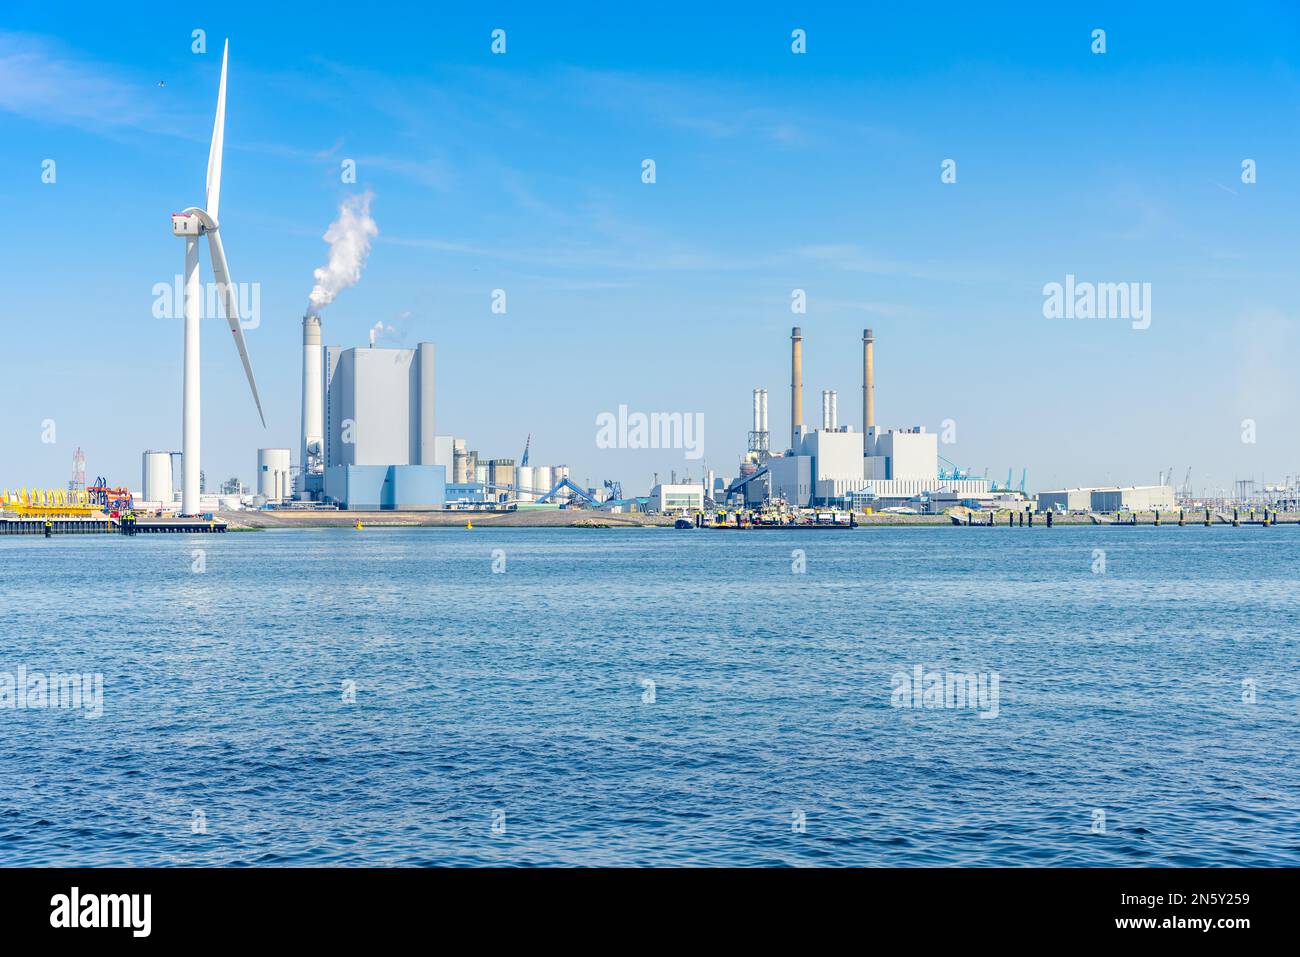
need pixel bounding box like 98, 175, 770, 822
799, 244, 1005, 284
0, 31, 172, 134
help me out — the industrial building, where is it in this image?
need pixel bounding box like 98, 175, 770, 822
320, 338, 446, 509
732, 327, 992, 509
256, 448, 292, 502
1036, 488, 1093, 512
649, 483, 705, 514
293, 314, 447, 509
1039, 485, 1176, 513
295, 314, 575, 510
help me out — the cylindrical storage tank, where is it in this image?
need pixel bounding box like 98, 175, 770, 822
218, 494, 242, 511
257, 448, 292, 502
533, 466, 552, 498
516, 465, 534, 502
170, 451, 185, 501
491, 459, 515, 495
552, 465, 569, 500
142, 451, 173, 504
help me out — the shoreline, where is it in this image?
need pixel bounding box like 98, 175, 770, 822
216, 509, 1300, 530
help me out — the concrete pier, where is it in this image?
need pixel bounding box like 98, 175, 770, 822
0, 517, 112, 535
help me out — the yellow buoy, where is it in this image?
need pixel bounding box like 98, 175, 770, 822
355, 520, 364, 530
466, 520, 473, 529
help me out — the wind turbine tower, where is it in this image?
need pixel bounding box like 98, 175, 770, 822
169, 39, 265, 515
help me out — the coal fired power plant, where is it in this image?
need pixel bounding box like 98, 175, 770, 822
290, 312, 574, 511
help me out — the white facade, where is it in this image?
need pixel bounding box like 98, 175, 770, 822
1090, 485, 1176, 512
1038, 488, 1093, 512
650, 483, 704, 513
801, 429, 864, 480
1038, 486, 1177, 512
325, 343, 437, 469
830, 477, 992, 500
432, 435, 455, 472
769, 455, 813, 506
799, 427, 865, 505
869, 428, 938, 481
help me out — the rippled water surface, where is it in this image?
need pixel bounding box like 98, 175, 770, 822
1, 525, 1297, 866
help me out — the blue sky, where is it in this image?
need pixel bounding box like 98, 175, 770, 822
3, 2, 1300, 496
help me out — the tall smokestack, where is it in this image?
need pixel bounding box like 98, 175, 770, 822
752, 389, 762, 437
791, 326, 803, 449
821, 390, 831, 430
761, 389, 768, 436
300, 314, 323, 496
830, 390, 838, 430
863, 328, 875, 435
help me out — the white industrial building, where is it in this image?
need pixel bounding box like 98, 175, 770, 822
1036, 488, 1093, 512
1038, 485, 1176, 513
1089, 485, 1176, 512
323, 341, 440, 468
649, 483, 705, 513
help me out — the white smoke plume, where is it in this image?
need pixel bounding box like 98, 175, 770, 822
368, 320, 395, 347
308, 192, 378, 310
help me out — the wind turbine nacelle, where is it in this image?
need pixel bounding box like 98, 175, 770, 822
171, 213, 202, 236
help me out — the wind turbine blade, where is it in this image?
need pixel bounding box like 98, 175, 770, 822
206, 229, 266, 427
205, 39, 229, 221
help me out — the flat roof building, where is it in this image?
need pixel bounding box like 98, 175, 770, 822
649, 483, 705, 514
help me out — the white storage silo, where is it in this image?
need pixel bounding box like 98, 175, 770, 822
142, 451, 173, 504
257, 448, 292, 502
533, 466, 552, 499
516, 466, 534, 502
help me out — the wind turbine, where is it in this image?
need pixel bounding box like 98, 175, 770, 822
170, 39, 264, 515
